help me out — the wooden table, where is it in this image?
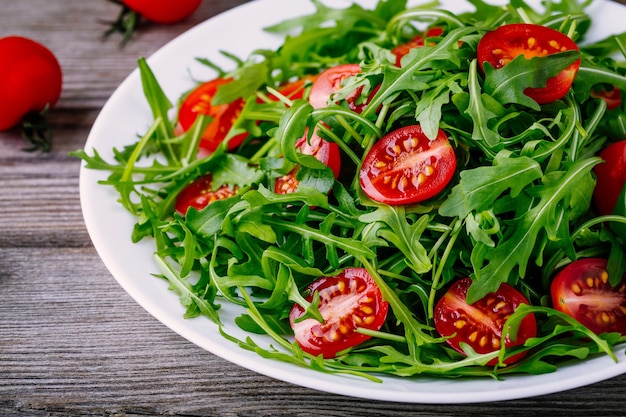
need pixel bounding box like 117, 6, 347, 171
1, 1, 625, 415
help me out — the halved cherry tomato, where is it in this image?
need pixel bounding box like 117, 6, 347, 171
359, 125, 456, 205
177, 78, 247, 154
289, 268, 389, 358
477, 23, 581, 104
434, 278, 537, 365
275, 130, 341, 194
551, 258, 626, 335
591, 85, 622, 110
593, 141, 626, 216
122, 0, 201, 24
0, 36, 62, 151
175, 174, 238, 215
309, 64, 363, 111
391, 27, 444, 67
266, 75, 318, 102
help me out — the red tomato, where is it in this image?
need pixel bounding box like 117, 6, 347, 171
593, 141, 626, 216
591, 85, 622, 111
551, 258, 626, 335
359, 125, 456, 205
266, 76, 318, 102
122, 0, 201, 24
477, 23, 581, 104
177, 78, 247, 154
0, 36, 62, 131
434, 278, 537, 365
289, 268, 389, 358
175, 174, 238, 215
275, 130, 341, 194
391, 27, 444, 67
309, 64, 363, 111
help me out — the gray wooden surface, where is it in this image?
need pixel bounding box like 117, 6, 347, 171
1, 1, 626, 416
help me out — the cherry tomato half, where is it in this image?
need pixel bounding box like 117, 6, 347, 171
359, 125, 456, 205
591, 85, 622, 111
309, 64, 363, 111
391, 26, 444, 67
122, 0, 201, 24
0, 36, 62, 131
177, 78, 247, 154
289, 268, 389, 358
477, 23, 581, 104
275, 130, 341, 194
434, 278, 537, 365
175, 174, 238, 215
593, 141, 626, 216
551, 258, 626, 335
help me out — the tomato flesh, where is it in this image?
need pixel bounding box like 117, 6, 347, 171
593, 141, 626, 216
122, 0, 201, 23
289, 268, 389, 358
175, 174, 238, 215
434, 278, 537, 365
309, 64, 363, 110
0, 36, 62, 131
477, 23, 580, 104
359, 125, 456, 205
551, 258, 626, 335
275, 130, 341, 194
177, 78, 247, 154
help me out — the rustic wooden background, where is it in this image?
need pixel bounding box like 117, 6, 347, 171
1, 0, 625, 415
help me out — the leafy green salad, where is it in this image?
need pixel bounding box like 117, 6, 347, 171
75, 0, 626, 381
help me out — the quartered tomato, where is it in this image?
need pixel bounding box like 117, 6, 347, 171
175, 174, 238, 215
391, 26, 444, 67
434, 278, 537, 365
593, 141, 626, 216
551, 258, 626, 335
122, 0, 201, 24
591, 85, 622, 110
275, 130, 341, 194
477, 23, 581, 104
359, 125, 456, 205
289, 268, 389, 358
177, 78, 247, 154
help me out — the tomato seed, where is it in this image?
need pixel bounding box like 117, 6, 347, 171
364, 316, 375, 325
549, 40, 560, 50
468, 331, 478, 342
494, 301, 506, 311
586, 277, 595, 287
455, 319, 467, 329
361, 306, 373, 315
492, 337, 501, 349
527, 37, 536, 48
601, 271, 609, 284
572, 282, 582, 294
479, 335, 488, 347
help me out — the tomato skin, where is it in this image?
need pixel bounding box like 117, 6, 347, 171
122, 0, 201, 24
289, 268, 389, 358
275, 130, 341, 194
477, 23, 581, 104
175, 174, 238, 215
551, 258, 626, 335
434, 278, 537, 365
0, 36, 62, 131
177, 78, 246, 154
593, 141, 626, 216
359, 125, 456, 205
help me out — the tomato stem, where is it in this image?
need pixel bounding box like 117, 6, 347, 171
20, 108, 52, 152
102, 0, 140, 48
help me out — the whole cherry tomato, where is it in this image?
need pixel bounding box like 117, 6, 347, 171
106, 0, 202, 46
477, 23, 580, 104
0, 36, 63, 151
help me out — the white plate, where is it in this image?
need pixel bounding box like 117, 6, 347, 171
80, 0, 626, 404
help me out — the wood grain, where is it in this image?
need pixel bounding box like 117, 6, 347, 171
1, 1, 625, 416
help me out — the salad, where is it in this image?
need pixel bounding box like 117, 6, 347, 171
75, 0, 626, 381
